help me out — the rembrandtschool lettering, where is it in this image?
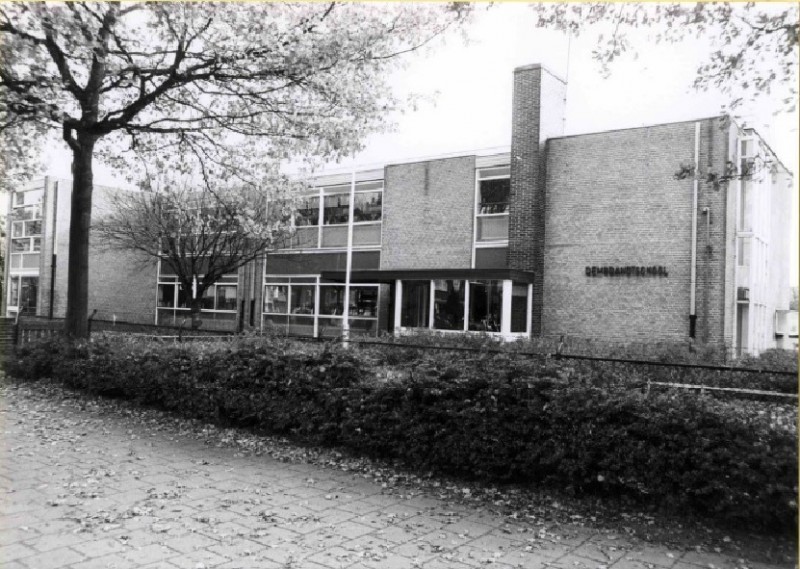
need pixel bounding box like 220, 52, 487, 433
585, 266, 668, 277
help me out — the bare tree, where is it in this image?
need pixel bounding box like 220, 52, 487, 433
0, 2, 471, 337
94, 173, 302, 329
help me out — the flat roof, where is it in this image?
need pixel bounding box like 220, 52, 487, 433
320, 268, 535, 284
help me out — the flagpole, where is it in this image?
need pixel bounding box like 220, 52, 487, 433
342, 171, 356, 346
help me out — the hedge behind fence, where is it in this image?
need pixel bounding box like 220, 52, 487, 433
5, 337, 797, 531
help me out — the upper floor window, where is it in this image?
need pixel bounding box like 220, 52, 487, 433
10, 190, 44, 255
295, 196, 320, 226
285, 180, 383, 249
477, 167, 510, 215
323, 188, 350, 225
475, 166, 510, 243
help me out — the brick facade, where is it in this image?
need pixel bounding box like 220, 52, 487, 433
382, 156, 475, 270
49, 181, 158, 324
541, 118, 733, 344
507, 65, 566, 335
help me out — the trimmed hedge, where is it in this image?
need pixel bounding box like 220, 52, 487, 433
5, 336, 797, 531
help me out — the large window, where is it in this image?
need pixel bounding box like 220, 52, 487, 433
468, 280, 502, 332
398, 278, 530, 337
262, 277, 379, 337
433, 279, 465, 331
7, 276, 38, 314
476, 167, 510, 243
157, 274, 238, 325
285, 181, 383, 250
401, 281, 430, 328
9, 190, 43, 261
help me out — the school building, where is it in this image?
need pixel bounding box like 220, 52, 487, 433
4, 64, 796, 355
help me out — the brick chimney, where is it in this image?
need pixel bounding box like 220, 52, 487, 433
507, 64, 566, 335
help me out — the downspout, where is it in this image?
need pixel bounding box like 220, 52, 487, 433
689, 122, 700, 338
48, 180, 57, 319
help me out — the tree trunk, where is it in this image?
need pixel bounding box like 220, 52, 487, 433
189, 298, 203, 330
64, 135, 97, 339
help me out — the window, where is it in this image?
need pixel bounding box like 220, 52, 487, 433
479, 179, 511, 214
156, 274, 238, 323
7, 276, 38, 313
216, 285, 237, 311
320, 286, 345, 315
468, 280, 502, 332
264, 285, 289, 313
433, 279, 465, 331
158, 283, 176, 308
510, 284, 528, 333
262, 278, 379, 337
401, 281, 430, 328
290, 285, 315, 314
353, 191, 382, 222
323, 193, 349, 225
476, 166, 510, 243
296, 196, 320, 226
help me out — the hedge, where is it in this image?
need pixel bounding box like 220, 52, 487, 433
5, 336, 797, 531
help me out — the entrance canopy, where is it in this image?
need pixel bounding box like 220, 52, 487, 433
319, 268, 535, 284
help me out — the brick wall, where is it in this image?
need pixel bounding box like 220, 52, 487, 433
50, 183, 158, 324
541, 118, 730, 344
507, 65, 566, 334
381, 156, 475, 270
694, 118, 732, 347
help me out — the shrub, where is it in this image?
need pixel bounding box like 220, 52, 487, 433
5, 336, 797, 532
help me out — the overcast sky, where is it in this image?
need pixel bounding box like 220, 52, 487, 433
39, 3, 799, 283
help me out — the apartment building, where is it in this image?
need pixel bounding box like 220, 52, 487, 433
4, 64, 796, 354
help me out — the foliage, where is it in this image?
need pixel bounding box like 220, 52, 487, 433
6, 335, 796, 531
531, 3, 798, 113
0, 2, 471, 337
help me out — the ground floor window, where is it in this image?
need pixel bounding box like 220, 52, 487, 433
433, 279, 465, 331
156, 274, 238, 326
6, 275, 38, 315
262, 276, 380, 337
401, 281, 429, 328
396, 278, 531, 338
468, 280, 502, 332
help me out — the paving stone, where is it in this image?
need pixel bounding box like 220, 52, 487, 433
161, 533, 221, 554
72, 537, 128, 558
119, 544, 177, 566
0, 542, 37, 562
69, 553, 137, 569
17, 546, 86, 569
1, 384, 793, 569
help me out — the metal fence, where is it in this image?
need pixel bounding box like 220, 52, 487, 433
9, 318, 797, 399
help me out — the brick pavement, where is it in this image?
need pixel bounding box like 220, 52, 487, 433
0, 382, 793, 569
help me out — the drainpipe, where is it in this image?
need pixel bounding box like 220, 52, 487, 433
689, 122, 700, 338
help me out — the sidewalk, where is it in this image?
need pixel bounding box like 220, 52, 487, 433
0, 381, 793, 569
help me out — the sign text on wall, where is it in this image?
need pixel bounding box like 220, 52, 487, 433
585, 266, 668, 277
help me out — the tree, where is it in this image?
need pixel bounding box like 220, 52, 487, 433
531, 2, 798, 113
94, 171, 302, 329
0, 2, 470, 338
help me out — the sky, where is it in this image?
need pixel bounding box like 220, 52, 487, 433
37, 3, 799, 284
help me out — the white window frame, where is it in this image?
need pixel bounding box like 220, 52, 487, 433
473, 166, 511, 267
